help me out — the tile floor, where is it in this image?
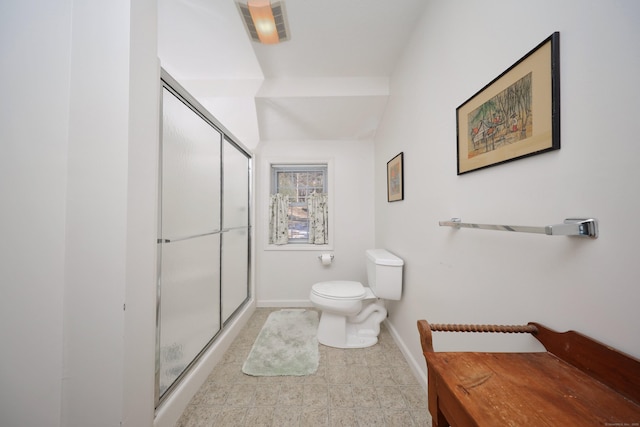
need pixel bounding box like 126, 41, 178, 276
176, 308, 432, 427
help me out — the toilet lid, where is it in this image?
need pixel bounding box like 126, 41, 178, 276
312, 280, 366, 300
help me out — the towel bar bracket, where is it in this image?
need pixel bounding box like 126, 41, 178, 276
547, 218, 598, 238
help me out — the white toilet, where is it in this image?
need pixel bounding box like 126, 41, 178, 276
310, 249, 404, 348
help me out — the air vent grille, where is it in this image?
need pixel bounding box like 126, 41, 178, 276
237, 3, 259, 41
271, 4, 290, 42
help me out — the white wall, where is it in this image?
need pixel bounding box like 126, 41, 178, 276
125, 0, 160, 425
1, 1, 159, 426
63, 1, 133, 424
255, 140, 375, 306
375, 0, 640, 384
0, 2, 72, 425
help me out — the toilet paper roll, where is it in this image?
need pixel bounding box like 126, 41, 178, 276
321, 254, 333, 266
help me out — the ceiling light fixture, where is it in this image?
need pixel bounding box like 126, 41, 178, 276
236, 0, 290, 44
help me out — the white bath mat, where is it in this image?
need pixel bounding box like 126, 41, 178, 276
242, 309, 319, 376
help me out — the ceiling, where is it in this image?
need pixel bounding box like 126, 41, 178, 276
158, 0, 427, 147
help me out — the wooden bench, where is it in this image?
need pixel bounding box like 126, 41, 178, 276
417, 320, 640, 426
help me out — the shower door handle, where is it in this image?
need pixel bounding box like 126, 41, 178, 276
157, 230, 222, 244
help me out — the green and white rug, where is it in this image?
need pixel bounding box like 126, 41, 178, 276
242, 309, 319, 376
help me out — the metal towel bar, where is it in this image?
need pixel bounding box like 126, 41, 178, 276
439, 218, 598, 238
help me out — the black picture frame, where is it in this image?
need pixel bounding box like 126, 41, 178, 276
456, 32, 560, 175
387, 152, 404, 202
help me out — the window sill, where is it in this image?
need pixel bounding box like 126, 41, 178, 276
264, 243, 333, 251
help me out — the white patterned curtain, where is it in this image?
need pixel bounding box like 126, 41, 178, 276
308, 192, 328, 244
269, 193, 289, 245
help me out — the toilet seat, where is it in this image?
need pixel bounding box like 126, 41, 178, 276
311, 280, 365, 300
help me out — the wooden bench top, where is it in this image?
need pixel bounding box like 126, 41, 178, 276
418, 320, 640, 427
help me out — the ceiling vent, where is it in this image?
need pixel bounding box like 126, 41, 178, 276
237, 1, 290, 44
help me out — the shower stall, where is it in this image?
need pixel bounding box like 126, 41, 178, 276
156, 70, 252, 406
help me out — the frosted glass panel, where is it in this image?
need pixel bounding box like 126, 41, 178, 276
223, 140, 249, 229
221, 228, 249, 323
158, 234, 221, 396
162, 89, 221, 239
157, 73, 251, 405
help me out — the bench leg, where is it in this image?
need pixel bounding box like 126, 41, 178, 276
432, 407, 448, 427
428, 366, 450, 427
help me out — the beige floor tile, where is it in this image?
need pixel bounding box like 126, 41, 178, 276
243, 406, 274, 426
355, 408, 386, 426
301, 407, 329, 425
369, 366, 397, 386
376, 386, 408, 410
272, 406, 302, 426
330, 408, 357, 426
254, 384, 280, 406
325, 364, 350, 384
346, 365, 373, 385
303, 383, 329, 407
215, 407, 247, 427
225, 384, 255, 407
351, 385, 379, 408
277, 383, 304, 406
329, 384, 355, 408
390, 364, 420, 385
174, 308, 432, 427
384, 408, 417, 427
400, 385, 429, 409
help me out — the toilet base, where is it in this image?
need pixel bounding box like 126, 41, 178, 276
339, 335, 378, 348
316, 304, 385, 349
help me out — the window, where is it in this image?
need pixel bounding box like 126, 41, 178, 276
270, 164, 328, 244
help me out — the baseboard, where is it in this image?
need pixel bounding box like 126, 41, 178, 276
154, 300, 256, 427
383, 319, 428, 391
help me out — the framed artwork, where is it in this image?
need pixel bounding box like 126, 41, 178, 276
456, 32, 560, 175
387, 152, 404, 202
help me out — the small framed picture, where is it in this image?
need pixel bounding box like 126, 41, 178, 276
387, 152, 404, 202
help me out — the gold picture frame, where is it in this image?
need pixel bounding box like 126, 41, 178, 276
456, 32, 560, 175
387, 152, 404, 202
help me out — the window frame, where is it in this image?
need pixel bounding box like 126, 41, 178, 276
264, 159, 334, 251
271, 164, 327, 244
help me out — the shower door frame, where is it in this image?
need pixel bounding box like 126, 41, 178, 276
155, 69, 252, 408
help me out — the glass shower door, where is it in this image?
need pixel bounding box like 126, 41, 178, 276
157, 88, 222, 398
221, 139, 250, 323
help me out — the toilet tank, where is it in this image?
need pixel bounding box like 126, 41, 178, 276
366, 249, 404, 300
